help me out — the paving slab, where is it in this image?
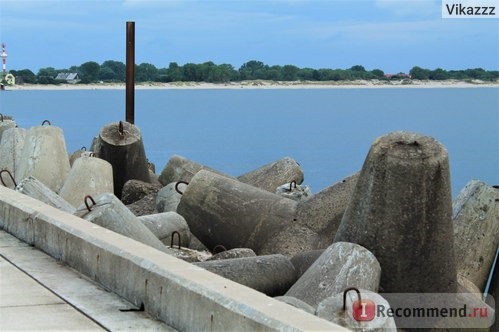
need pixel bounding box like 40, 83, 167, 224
0, 230, 175, 331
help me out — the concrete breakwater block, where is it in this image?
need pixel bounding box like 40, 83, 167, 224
274, 296, 315, 314
177, 170, 299, 254
138, 212, 191, 247
275, 182, 312, 201
0, 117, 16, 141
334, 131, 457, 293
96, 121, 150, 198
59, 155, 114, 208
121, 179, 161, 205
295, 172, 359, 248
289, 249, 324, 278
453, 180, 499, 290
155, 182, 186, 213
285, 242, 380, 308
74, 193, 174, 255
316, 289, 396, 330
158, 154, 230, 186
237, 157, 304, 192
16, 124, 71, 193
206, 248, 256, 261
194, 254, 298, 296
0, 127, 26, 188
15, 176, 76, 214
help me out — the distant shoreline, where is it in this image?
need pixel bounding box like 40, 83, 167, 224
4, 79, 499, 90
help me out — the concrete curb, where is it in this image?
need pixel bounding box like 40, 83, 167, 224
0, 186, 347, 331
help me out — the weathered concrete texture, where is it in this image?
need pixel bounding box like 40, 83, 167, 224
16, 125, 71, 193
290, 249, 324, 278
177, 170, 299, 255
316, 289, 397, 330
286, 242, 380, 308
274, 296, 315, 314
206, 248, 256, 261
457, 274, 482, 301
16, 176, 76, 214
195, 254, 298, 296
453, 180, 499, 290
97, 122, 150, 198
74, 193, 173, 255
121, 179, 161, 205
156, 182, 184, 213
138, 212, 191, 247
0, 127, 26, 187
296, 172, 359, 248
126, 193, 158, 216
237, 157, 304, 192
158, 154, 230, 186
0, 118, 16, 140
68, 148, 93, 166
334, 131, 457, 293
275, 182, 312, 201
0, 186, 346, 331
59, 155, 114, 208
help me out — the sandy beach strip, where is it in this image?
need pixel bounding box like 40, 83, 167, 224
5, 79, 499, 91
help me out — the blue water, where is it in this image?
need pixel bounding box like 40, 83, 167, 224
1, 88, 497, 196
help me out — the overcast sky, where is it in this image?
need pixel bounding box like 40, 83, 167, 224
0, 0, 498, 74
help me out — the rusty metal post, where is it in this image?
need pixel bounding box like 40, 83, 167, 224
126, 21, 135, 124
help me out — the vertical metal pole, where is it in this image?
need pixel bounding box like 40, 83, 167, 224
126, 21, 135, 124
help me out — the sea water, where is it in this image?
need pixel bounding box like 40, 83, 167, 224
1, 87, 497, 196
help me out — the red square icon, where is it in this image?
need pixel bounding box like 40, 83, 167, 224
352, 299, 376, 321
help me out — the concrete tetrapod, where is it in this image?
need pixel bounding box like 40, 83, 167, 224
285, 242, 381, 308
453, 180, 499, 290
74, 193, 175, 255
15, 176, 76, 214
138, 212, 191, 247
194, 254, 298, 296
16, 124, 71, 193
0, 127, 26, 188
96, 121, 150, 198
177, 170, 299, 254
334, 131, 457, 293
59, 155, 114, 208
155, 182, 184, 213
0, 117, 16, 141
237, 157, 304, 192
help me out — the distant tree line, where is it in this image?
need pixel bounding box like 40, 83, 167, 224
8, 60, 499, 84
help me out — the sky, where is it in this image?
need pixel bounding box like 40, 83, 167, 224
0, 0, 498, 74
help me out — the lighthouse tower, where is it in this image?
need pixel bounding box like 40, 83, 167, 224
1, 43, 7, 75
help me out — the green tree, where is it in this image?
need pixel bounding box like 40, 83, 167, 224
136, 63, 158, 82
98, 67, 116, 81
282, 65, 299, 81
239, 60, 268, 80
371, 69, 384, 78
79, 61, 100, 83
10, 69, 36, 83
409, 66, 431, 80
167, 62, 184, 81
429, 68, 448, 80
101, 60, 125, 81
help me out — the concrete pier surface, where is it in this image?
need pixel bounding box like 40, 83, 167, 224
0, 230, 173, 331
0, 186, 346, 331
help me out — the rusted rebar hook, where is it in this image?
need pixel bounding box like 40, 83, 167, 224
212, 245, 227, 254
342, 287, 362, 312
175, 181, 189, 195
41, 120, 51, 126
289, 180, 297, 191
118, 121, 125, 137
171, 231, 181, 250
0, 169, 17, 189
84, 195, 96, 212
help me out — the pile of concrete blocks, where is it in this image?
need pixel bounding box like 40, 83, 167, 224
1, 116, 496, 330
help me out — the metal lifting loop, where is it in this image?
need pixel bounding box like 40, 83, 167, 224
84, 195, 96, 212
0, 169, 17, 188
212, 245, 227, 254
342, 287, 362, 311
170, 231, 181, 249
118, 121, 125, 137
88, 152, 95, 157
41, 120, 51, 126
289, 180, 297, 191
81, 146, 86, 151
175, 181, 189, 195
